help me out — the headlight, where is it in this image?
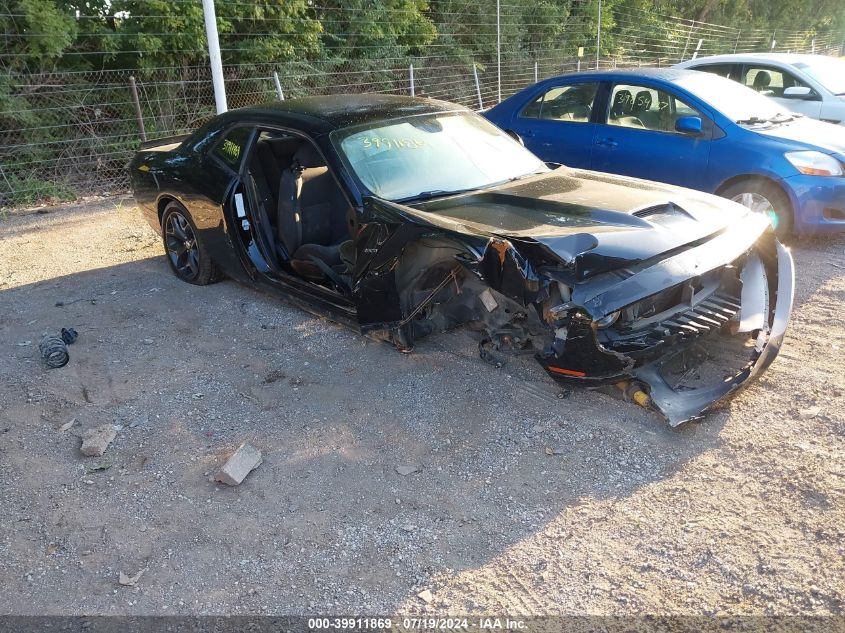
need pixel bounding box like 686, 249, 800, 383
785, 151, 844, 176
594, 310, 620, 329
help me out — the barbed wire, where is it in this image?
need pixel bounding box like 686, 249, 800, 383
1, 1, 842, 206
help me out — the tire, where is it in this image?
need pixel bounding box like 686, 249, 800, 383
160, 202, 221, 285
719, 179, 793, 240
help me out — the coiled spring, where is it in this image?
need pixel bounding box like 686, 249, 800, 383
39, 334, 69, 369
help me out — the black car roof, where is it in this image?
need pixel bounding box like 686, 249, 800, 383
220, 94, 467, 134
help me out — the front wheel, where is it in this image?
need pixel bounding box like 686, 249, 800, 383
719, 179, 793, 240
161, 202, 220, 285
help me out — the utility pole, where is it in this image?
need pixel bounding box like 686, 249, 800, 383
202, 0, 228, 113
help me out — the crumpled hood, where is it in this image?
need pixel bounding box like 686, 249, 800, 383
409, 167, 769, 278
755, 117, 845, 157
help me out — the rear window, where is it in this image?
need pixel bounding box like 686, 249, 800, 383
520, 83, 599, 122
212, 126, 252, 170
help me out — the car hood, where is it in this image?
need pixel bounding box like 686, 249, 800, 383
754, 117, 845, 157
405, 167, 768, 279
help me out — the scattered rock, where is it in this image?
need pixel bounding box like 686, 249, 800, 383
17, 341, 32, 347
396, 464, 421, 476
417, 589, 434, 604
799, 406, 821, 420
215, 443, 263, 486
58, 419, 78, 432
118, 568, 145, 586
544, 446, 564, 456
141, 338, 154, 345
80, 424, 117, 457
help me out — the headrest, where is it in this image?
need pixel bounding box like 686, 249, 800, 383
267, 137, 302, 161
292, 143, 325, 169
633, 90, 652, 112
753, 71, 771, 88
614, 89, 632, 104
612, 90, 633, 114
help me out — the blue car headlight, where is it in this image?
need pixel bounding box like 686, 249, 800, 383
785, 151, 844, 177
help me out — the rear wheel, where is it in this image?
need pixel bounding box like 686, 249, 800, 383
161, 202, 220, 285
719, 179, 793, 240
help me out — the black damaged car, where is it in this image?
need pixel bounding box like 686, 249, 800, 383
128, 94, 795, 425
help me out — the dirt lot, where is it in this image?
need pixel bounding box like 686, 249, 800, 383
1, 198, 845, 617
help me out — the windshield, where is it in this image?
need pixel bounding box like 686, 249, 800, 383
794, 57, 845, 96
674, 71, 791, 124
333, 111, 548, 201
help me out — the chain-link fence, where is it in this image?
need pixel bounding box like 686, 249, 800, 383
1, 2, 842, 208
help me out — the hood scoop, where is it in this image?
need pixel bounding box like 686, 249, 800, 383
633, 202, 695, 221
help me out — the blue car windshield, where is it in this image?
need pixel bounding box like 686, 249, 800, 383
334, 111, 548, 201
794, 57, 845, 96
674, 72, 791, 124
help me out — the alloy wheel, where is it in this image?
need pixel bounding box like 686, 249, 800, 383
164, 211, 200, 280
731, 192, 779, 230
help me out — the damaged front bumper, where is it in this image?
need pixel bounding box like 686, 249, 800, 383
541, 225, 795, 426
631, 240, 794, 425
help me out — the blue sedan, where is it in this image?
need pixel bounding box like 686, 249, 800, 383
484, 68, 845, 236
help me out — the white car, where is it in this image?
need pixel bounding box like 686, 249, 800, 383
675, 53, 845, 126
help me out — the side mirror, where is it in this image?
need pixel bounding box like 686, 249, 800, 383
506, 130, 525, 146
675, 116, 703, 135
783, 86, 816, 100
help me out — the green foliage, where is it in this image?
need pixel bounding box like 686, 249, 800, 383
1, 0, 843, 207
1, 174, 76, 208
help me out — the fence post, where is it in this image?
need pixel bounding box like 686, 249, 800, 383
409, 64, 415, 97
734, 29, 742, 53
595, 0, 602, 69
128, 76, 146, 142
692, 38, 703, 59
534, 61, 538, 83
496, 0, 501, 102
681, 22, 694, 60
473, 64, 484, 111
273, 71, 284, 100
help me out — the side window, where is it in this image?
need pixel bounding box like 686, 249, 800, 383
744, 66, 810, 98
211, 126, 252, 170
520, 83, 599, 122
607, 83, 701, 133
694, 63, 740, 81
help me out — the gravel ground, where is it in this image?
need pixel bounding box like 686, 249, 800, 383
1, 197, 844, 617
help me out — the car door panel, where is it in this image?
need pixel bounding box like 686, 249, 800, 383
509, 82, 601, 168
591, 82, 713, 189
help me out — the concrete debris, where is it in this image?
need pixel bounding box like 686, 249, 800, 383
799, 406, 822, 420
118, 568, 145, 587
395, 464, 421, 476
417, 589, 434, 604
214, 443, 263, 486
80, 424, 117, 457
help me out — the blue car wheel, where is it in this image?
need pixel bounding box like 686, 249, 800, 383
720, 179, 794, 240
